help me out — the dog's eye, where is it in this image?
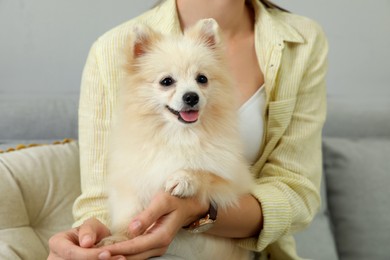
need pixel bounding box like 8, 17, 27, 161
160, 77, 175, 87
196, 74, 208, 85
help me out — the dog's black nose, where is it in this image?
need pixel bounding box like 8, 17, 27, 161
182, 92, 199, 107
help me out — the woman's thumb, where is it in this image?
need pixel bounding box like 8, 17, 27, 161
78, 218, 100, 248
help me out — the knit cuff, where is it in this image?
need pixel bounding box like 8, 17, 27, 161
237, 183, 292, 251
72, 210, 109, 228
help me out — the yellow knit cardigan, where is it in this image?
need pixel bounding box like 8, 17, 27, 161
73, 0, 328, 258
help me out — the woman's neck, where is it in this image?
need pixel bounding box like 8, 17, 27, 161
176, 0, 254, 40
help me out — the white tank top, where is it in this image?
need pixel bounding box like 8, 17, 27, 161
238, 86, 266, 165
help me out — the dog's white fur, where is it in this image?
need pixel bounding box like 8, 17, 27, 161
102, 19, 253, 259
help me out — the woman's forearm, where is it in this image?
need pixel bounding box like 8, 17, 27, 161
206, 194, 263, 238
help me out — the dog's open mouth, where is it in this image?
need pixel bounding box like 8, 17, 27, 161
166, 106, 199, 124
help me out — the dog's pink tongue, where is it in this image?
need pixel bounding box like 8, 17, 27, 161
180, 110, 199, 122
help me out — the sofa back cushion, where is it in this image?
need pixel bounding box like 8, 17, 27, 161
0, 142, 80, 259
323, 137, 390, 260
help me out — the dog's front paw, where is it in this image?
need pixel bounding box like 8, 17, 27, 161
96, 234, 128, 247
165, 170, 199, 198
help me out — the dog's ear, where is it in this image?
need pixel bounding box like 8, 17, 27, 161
132, 24, 160, 58
187, 18, 221, 48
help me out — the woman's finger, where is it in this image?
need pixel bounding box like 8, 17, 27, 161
104, 212, 178, 256
48, 228, 78, 254
128, 192, 174, 237
102, 229, 167, 256
78, 218, 111, 247
48, 229, 103, 260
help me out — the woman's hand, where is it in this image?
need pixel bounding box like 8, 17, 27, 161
48, 218, 110, 259
98, 191, 208, 260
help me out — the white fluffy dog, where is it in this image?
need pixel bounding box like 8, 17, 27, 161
101, 19, 253, 259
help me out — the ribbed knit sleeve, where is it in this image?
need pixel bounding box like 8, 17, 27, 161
72, 41, 111, 227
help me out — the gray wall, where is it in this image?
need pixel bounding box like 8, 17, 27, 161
275, 0, 390, 101
0, 0, 156, 97
1, 0, 389, 101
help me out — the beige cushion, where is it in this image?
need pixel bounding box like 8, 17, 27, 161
0, 142, 80, 259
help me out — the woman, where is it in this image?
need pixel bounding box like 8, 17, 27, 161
48, 0, 328, 259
